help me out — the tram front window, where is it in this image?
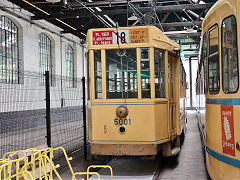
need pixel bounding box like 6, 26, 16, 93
141, 48, 151, 98
106, 49, 137, 99
94, 50, 102, 99
154, 49, 165, 98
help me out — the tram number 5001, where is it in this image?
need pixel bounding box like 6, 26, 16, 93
114, 118, 131, 126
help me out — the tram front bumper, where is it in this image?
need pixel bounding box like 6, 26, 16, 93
91, 144, 158, 156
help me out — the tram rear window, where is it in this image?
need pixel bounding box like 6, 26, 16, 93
106, 49, 137, 99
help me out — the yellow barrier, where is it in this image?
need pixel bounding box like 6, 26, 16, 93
0, 156, 33, 180
0, 147, 114, 180
73, 172, 101, 180
87, 165, 114, 180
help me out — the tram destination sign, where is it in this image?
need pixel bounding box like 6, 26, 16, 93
92, 29, 148, 45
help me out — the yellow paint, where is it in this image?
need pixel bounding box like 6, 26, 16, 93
129, 29, 149, 44
137, 48, 142, 99
87, 26, 180, 53
199, 0, 240, 179
150, 47, 155, 99
101, 50, 107, 99
87, 26, 186, 155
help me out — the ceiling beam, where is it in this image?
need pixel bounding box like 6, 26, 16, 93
31, 3, 213, 20
60, 21, 202, 34
166, 32, 201, 38
155, 21, 202, 27
68, 0, 194, 8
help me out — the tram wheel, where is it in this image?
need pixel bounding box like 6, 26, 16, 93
180, 131, 185, 145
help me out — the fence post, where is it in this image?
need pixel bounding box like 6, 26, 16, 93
82, 76, 87, 160
45, 71, 51, 147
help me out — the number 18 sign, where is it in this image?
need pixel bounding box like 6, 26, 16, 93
92, 29, 148, 45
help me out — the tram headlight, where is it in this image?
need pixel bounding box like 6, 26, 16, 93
236, 142, 240, 151
116, 105, 128, 118
119, 126, 126, 134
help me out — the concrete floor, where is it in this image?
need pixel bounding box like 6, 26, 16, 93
89, 158, 159, 180
56, 110, 209, 180
158, 110, 209, 180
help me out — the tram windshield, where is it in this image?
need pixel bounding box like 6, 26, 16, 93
93, 48, 166, 99
106, 48, 138, 99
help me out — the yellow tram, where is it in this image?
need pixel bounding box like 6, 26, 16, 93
196, 0, 240, 179
87, 26, 186, 156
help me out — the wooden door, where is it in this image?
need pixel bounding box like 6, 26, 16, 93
169, 56, 176, 133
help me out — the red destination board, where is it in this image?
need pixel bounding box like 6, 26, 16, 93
93, 31, 113, 45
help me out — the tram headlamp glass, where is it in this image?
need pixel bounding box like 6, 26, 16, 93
119, 126, 126, 134
236, 142, 240, 151
116, 105, 128, 118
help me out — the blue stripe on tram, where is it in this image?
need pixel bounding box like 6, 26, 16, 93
206, 145, 240, 168
206, 98, 240, 105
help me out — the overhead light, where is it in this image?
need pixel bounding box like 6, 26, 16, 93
128, 15, 138, 21
46, 0, 61, 2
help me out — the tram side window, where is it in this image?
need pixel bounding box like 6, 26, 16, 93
201, 34, 207, 94
208, 25, 220, 94
141, 48, 151, 98
222, 15, 239, 93
94, 51, 102, 99
106, 49, 137, 99
154, 49, 165, 98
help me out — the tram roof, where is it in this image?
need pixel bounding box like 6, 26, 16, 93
87, 26, 180, 51
202, 0, 238, 29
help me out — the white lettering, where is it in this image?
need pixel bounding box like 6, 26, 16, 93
222, 111, 231, 116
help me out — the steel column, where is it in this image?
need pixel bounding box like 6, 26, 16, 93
82, 77, 87, 160
189, 57, 193, 109
45, 71, 51, 147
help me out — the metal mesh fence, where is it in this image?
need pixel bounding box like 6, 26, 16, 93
50, 75, 84, 159
0, 71, 85, 159
0, 72, 46, 156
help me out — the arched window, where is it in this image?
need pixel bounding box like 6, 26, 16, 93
65, 44, 74, 87
0, 16, 19, 83
39, 33, 52, 85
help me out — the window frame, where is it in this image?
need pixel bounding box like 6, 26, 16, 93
0, 16, 19, 84
105, 48, 138, 99
202, 33, 208, 94
140, 47, 151, 99
65, 44, 74, 88
39, 33, 52, 86
154, 48, 165, 98
93, 50, 102, 99
221, 15, 239, 94
208, 24, 220, 94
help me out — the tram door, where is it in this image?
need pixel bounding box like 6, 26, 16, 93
169, 55, 176, 134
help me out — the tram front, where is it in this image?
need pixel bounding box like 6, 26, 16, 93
87, 26, 182, 156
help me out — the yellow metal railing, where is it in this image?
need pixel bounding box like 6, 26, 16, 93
0, 147, 114, 180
